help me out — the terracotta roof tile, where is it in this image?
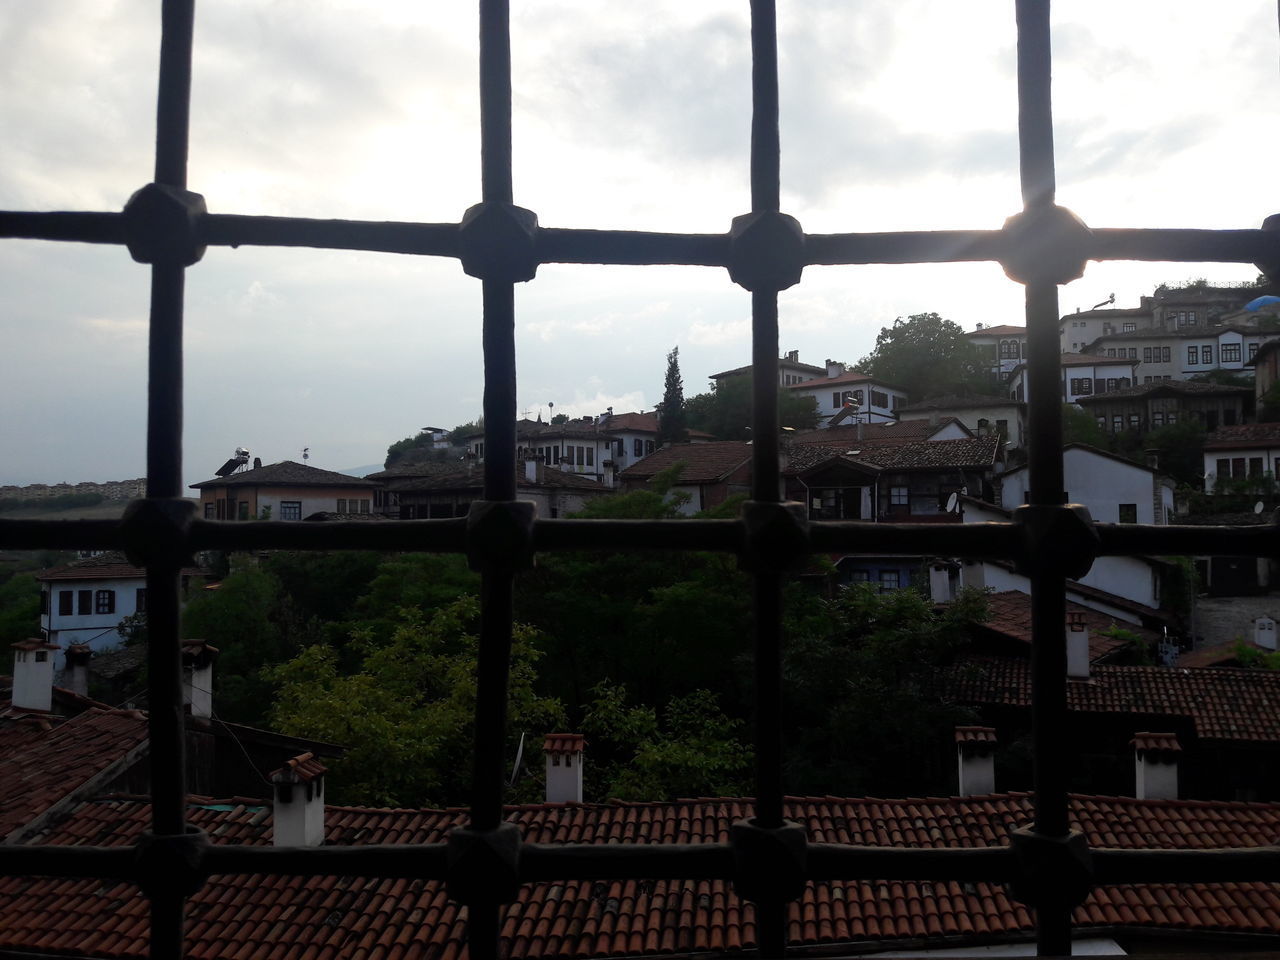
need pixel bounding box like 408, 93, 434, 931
543, 734, 586, 755
0, 708, 148, 841
191, 462, 376, 490
8, 792, 1280, 957
978, 590, 1157, 660
950, 656, 1280, 742
1132, 732, 1182, 757
618, 442, 753, 483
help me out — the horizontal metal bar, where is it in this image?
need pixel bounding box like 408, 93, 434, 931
2, 516, 1276, 559
7, 840, 1280, 886
6, 212, 1280, 270
0, 211, 126, 245
202, 215, 459, 257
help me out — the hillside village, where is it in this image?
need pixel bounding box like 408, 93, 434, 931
9, 281, 1280, 955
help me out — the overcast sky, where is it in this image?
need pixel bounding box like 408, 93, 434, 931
2, 1, 1277, 489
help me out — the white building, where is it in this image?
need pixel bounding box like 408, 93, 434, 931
1084, 326, 1280, 384
1007, 352, 1138, 405
784, 362, 910, 426
37, 553, 203, 653
897, 395, 1027, 450
964, 324, 1027, 383
1202, 423, 1280, 492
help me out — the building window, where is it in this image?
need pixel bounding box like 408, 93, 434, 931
1250, 457, 1265, 477
1202, 344, 1213, 364
1221, 343, 1241, 363
95, 590, 116, 615
78, 590, 91, 615
1128, 414, 1140, 430
1118, 504, 1138, 523
850, 570, 870, 584
237, 501, 250, 521
1106, 348, 1116, 357
576, 446, 585, 466
832, 391, 841, 409
1123, 322, 1137, 332
1161, 346, 1170, 363
40, 591, 49, 615
889, 486, 909, 510
1187, 346, 1198, 364
280, 501, 302, 521
633, 438, 643, 457
645, 440, 655, 455
1112, 415, 1123, 433
878, 570, 900, 593
995, 419, 1008, 437
1188, 311, 1197, 325
1153, 411, 1165, 427
58, 591, 73, 616
1142, 347, 1152, 363
204, 502, 214, 519
1069, 377, 1092, 396
136, 588, 147, 613
1249, 343, 1260, 359
1232, 457, 1246, 477
1216, 458, 1231, 479
336, 499, 347, 513
870, 389, 889, 408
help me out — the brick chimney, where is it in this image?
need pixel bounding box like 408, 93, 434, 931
1066, 609, 1090, 679
1133, 732, 1180, 800
1256, 616, 1277, 652
544, 733, 586, 803
11, 639, 59, 712
955, 726, 997, 796
63, 643, 92, 698
181, 639, 219, 719
271, 753, 327, 846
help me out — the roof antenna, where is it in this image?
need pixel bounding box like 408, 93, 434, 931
302, 447, 310, 461
1090, 293, 1115, 311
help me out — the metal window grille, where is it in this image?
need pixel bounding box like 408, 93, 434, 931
3, 2, 1280, 959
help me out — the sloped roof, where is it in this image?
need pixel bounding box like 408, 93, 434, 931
785, 437, 1000, 475
0, 708, 148, 841
1013, 352, 1137, 373
618, 442, 753, 483
37, 551, 205, 582
1076, 379, 1252, 404
1204, 422, 1280, 450
1059, 308, 1150, 321
978, 591, 1157, 661
965, 325, 1026, 336
786, 370, 908, 392
7, 791, 1280, 958
191, 461, 377, 490
710, 357, 826, 380
788, 420, 950, 444
898, 394, 1022, 412
949, 657, 1280, 742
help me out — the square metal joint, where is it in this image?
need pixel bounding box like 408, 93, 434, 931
739, 500, 810, 573
123, 182, 208, 266
1010, 503, 1098, 581
727, 211, 805, 292
132, 827, 209, 900
466, 500, 537, 573
121, 497, 197, 569
1007, 825, 1093, 910
458, 202, 539, 283
447, 822, 523, 905
731, 819, 808, 904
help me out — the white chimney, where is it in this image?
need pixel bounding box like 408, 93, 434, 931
1133, 732, 1180, 800
544, 733, 586, 803
63, 643, 92, 698
182, 639, 219, 719
272, 753, 327, 846
11, 639, 59, 712
928, 563, 953, 603
524, 457, 539, 484
826, 359, 844, 379
1256, 616, 1277, 651
956, 726, 997, 796
1066, 609, 1090, 679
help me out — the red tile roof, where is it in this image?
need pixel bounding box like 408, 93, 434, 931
954, 726, 997, 746
1132, 732, 1181, 757
978, 590, 1156, 661
0, 708, 148, 841
543, 734, 586, 755
950, 657, 1280, 743
1204, 422, 1280, 450
7, 792, 1280, 957
37, 551, 205, 582
618, 442, 753, 483
272, 752, 327, 784
191, 461, 377, 490
786, 370, 908, 392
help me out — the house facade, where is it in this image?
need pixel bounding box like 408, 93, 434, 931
1076, 379, 1254, 435
617, 441, 755, 515
964, 323, 1026, 383
896, 394, 1026, 450
1007, 352, 1138, 404
998, 444, 1174, 526
784, 365, 910, 426
708, 348, 826, 387
1083, 326, 1280, 383
36, 553, 202, 653
1202, 422, 1280, 492
392, 461, 608, 519
190, 461, 378, 520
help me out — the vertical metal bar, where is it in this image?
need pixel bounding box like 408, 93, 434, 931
146, 3, 196, 960
479, 0, 513, 206
747, 3, 787, 956
1015, 0, 1054, 212
1014, 0, 1073, 953
470, 5, 518, 960
749, 0, 781, 213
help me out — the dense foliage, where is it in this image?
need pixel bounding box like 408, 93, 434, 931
856, 312, 991, 400
685, 373, 820, 440
657, 346, 687, 446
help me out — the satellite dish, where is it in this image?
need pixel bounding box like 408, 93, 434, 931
1255, 500, 1266, 514
946, 492, 959, 513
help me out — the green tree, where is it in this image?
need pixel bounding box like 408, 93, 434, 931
1062, 403, 1108, 448
550, 412, 569, 424
268, 597, 564, 806
0, 574, 40, 646
856, 312, 991, 401
781, 583, 988, 796
581, 682, 751, 801
685, 374, 820, 440
1144, 419, 1206, 487
657, 346, 687, 446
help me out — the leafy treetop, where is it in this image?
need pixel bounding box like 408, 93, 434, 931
856, 312, 991, 402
